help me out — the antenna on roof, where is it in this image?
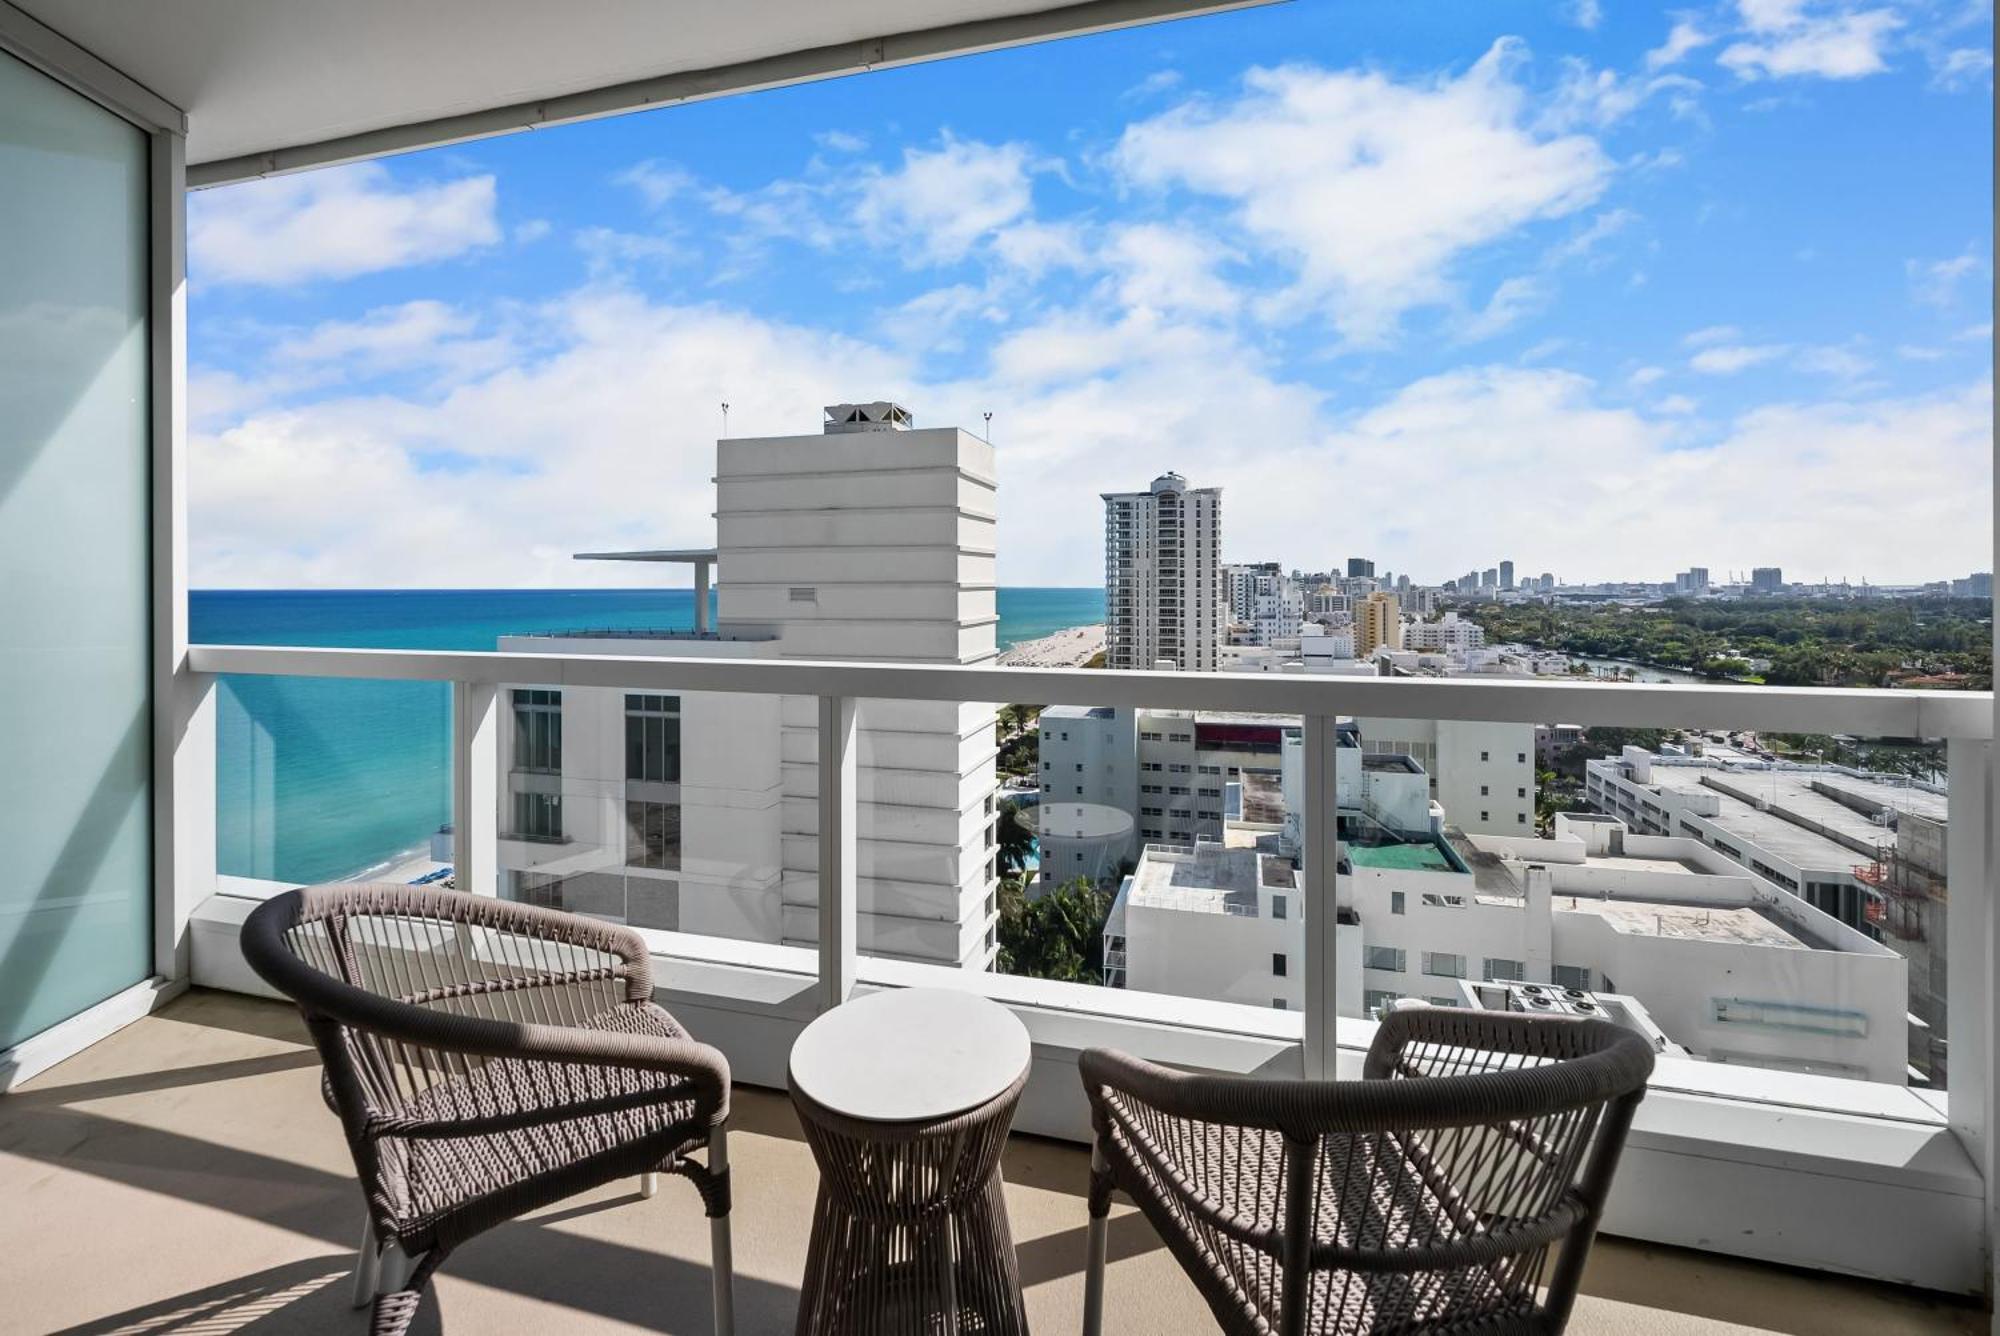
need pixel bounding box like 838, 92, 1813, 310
983, 410, 993, 441
720, 401, 730, 438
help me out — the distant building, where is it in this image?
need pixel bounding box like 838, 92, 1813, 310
1405, 611, 1485, 653
1951, 572, 1993, 600
1222, 561, 1280, 624
1104, 472, 1222, 671
1676, 567, 1711, 596
1347, 557, 1375, 578
1481, 567, 1499, 588
1356, 591, 1402, 658
1499, 560, 1515, 590
1750, 567, 1784, 594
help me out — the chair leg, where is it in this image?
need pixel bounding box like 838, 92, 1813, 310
709, 1127, 735, 1336
1082, 1143, 1111, 1336
352, 1211, 382, 1309
641, 1171, 660, 1199
378, 1242, 415, 1296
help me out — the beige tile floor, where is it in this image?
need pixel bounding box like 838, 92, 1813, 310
0, 990, 1984, 1335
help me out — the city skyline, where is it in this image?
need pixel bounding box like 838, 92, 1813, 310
186, 2, 1992, 591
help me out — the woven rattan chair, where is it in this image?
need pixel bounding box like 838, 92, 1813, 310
1080, 1007, 1655, 1335
242, 884, 735, 1336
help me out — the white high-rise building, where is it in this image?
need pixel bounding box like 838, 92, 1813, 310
496, 402, 1002, 969
1104, 472, 1222, 671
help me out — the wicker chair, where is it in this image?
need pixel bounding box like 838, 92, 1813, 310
1080, 1007, 1655, 1335
241, 884, 735, 1336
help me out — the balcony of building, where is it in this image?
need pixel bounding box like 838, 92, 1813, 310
2, 987, 1984, 1336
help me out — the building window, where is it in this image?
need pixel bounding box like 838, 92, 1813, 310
1363, 945, 1405, 972
1272, 894, 1287, 920
1517, 752, 1527, 764
1271, 953, 1288, 977
511, 689, 562, 773
1517, 813, 1527, 825
1480, 785, 1489, 796
1390, 891, 1405, 915
1480, 811, 1489, 822
1422, 951, 1466, 979
1484, 958, 1525, 981
1272, 998, 1287, 1010
1517, 787, 1526, 799
1480, 750, 1490, 762
1363, 989, 1403, 1015
625, 800, 682, 871
1553, 964, 1592, 991
513, 791, 563, 842
624, 694, 681, 783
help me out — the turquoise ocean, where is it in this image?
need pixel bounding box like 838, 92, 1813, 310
197, 587, 1103, 884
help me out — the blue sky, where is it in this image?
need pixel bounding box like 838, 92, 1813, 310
188, 0, 1993, 589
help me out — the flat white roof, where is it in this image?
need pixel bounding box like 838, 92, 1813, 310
1555, 895, 1808, 949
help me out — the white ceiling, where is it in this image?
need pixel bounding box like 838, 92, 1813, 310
16, 0, 1253, 179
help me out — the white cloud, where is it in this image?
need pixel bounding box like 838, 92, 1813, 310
1908, 251, 1984, 307
190, 164, 500, 286
1683, 323, 1744, 346
1647, 19, 1715, 69
991, 221, 1090, 277
1628, 365, 1668, 386
1792, 343, 1873, 377
1458, 275, 1551, 341
1114, 41, 1612, 343
854, 135, 1042, 264
191, 292, 916, 588
1104, 224, 1243, 317
1719, 1, 1903, 80
1655, 393, 1700, 414
1929, 46, 1993, 91
1564, 0, 1605, 30
1897, 344, 1946, 360
1959, 322, 1994, 341
273, 300, 514, 382
813, 130, 869, 153
513, 219, 553, 244
1124, 69, 1184, 100
1691, 342, 1790, 372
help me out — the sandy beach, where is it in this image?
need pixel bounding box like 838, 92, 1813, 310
999, 623, 1105, 667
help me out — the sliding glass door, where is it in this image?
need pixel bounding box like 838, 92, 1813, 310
0, 47, 152, 1050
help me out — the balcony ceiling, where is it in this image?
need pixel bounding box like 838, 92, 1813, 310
14, 0, 1262, 182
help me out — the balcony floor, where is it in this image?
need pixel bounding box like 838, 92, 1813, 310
0, 989, 1984, 1335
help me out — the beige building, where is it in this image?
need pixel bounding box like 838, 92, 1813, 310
1357, 591, 1403, 658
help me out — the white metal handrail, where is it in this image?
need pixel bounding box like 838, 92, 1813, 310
185, 644, 1992, 736
181, 643, 1994, 1102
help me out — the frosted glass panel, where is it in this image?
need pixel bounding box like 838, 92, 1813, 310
0, 50, 152, 1049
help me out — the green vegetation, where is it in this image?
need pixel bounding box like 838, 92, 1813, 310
996, 703, 1041, 782
996, 875, 1112, 983
995, 799, 1034, 877
1467, 597, 1991, 689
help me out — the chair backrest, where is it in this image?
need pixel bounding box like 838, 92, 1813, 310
242, 885, 652, 1139
1082, 1007, 1654, 1335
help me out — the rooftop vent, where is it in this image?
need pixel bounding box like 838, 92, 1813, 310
824, 402, 914, 433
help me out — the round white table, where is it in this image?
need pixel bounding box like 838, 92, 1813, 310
788, 988, 1032, 1335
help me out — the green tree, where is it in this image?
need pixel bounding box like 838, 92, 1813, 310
997, 875, 1112, 983
995, 799, 1035, 877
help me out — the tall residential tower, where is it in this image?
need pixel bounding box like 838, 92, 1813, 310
1103, 472, 1222, 671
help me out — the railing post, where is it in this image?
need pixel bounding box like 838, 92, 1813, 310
1303, 712, 1341, 1079
452, 680, 498, 897
818, 694, 857, 1011
1946, 737, 1994, 1305
155, 668, 216, 981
